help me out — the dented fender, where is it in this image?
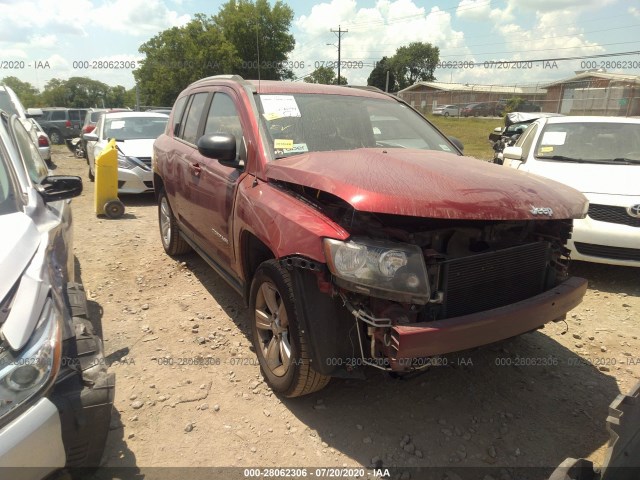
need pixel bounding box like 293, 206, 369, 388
234, 176, 350, 264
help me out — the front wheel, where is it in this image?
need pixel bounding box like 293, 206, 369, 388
250, 260, 330, 397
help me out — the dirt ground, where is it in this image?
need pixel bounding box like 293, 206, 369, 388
51, 146, 639, 480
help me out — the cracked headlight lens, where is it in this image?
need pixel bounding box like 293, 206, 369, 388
0, 298, 62, 422
324, 238, 430, 304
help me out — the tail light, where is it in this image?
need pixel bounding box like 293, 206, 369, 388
65, 120, 71, 127
83, 125, 96, 133
38, 135, 49, 147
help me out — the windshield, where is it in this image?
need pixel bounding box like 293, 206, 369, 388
257, 94, 457, 159
104, 116, 168, 141
535, 122, 640, 163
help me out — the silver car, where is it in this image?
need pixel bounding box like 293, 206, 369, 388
0, 113, 114, 478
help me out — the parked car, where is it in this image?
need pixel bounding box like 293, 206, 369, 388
432, 104, 460, 117
31, 118, 52, 165
0, 111, 114, 477
39, 107, 88, 144
84, 111, 168, 193
490, 112, 564, 164
461, 102, 494, 117
153, 75, 588, 397
502, 116, 640, 267
80, 108, 130, 160
0, 85, 49, 165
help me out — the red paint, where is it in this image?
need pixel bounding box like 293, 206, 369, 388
266, 149, 587, 220
388, 276, 587, 363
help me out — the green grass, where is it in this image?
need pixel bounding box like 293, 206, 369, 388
425, 114, 503, 161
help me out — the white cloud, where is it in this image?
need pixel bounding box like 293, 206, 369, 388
456, 0, 490, 20
629, 6, 640, 18
90, 0, 191, 36
292, 0, 467, 84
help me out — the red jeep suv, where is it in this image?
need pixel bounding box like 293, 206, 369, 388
153, 75, 588, 397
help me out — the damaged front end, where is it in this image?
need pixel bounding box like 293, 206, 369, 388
277, 181, 587, 375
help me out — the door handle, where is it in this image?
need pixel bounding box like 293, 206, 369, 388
191, 163, 202, 177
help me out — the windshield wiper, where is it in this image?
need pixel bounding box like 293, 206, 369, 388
540, 155, 588, 163
611, 158, 640, 165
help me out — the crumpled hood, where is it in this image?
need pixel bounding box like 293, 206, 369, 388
117, 139, 155, 158
265, 149, 587, 220
0, 213, 40, 304
523, 161, 640, 196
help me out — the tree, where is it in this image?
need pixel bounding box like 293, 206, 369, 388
214, 0, 295, 80
367, 56, 397, 92
391, 42, 439, 90
40, 77, 111, 107
1, 76, 41, 107
304, 66, 335, 84
134, 1, 296, 106
134, 14, 236, 106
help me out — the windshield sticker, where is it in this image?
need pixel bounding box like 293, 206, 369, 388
289, 143, 308, 153
541, 131, 566, 145
439, 144, 452, 151
109, 120, 125, 130
540, 146, 554, 153
263, 112, 282, 121
261, 95, 301, 118
274, 139, 294, 150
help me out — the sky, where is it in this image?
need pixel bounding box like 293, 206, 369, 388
1, 0, 639, 92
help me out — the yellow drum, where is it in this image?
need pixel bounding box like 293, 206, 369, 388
94, 139, 125, 218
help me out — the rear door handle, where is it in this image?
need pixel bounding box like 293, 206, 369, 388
191, 163, 202, 177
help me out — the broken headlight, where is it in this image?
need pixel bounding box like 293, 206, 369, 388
0, 297, 62, 422
323, 238, 430, 304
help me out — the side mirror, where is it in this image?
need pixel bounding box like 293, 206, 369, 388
38, 176, 83, 202
197, 134, 239, 167
83, 132, 98, 142
503, 146, 524, 161
26, 108, 43, 118
448, 136, 464, 153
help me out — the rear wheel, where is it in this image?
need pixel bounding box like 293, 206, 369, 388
49, 129, 63, 145
158, 188, 191, 255
250, 260, 330, 397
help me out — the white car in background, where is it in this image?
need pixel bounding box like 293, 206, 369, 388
503, 116, 640, 267
84, 111, 168, 194
432, 104, 460, 117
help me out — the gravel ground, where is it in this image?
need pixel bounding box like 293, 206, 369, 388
50, 146, 639, 480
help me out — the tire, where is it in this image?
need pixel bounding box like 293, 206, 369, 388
104, 199, 125, 219
444, 112, 449, 117
49, 129, 63, 145
88, 164, 94, 182
158, 188, 191, 255
250, 260, 330, 397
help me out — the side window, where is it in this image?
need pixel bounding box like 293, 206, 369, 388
69, 110, 82, 122
181, 93, 208, 144
171, 96, 188, 136
204, 93, 245, 160
11, 118, 48, 184
516, 124, 538, 160
51, 110, 66, 121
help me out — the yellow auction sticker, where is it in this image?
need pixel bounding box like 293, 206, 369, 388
274, 139, 294, 149
540, 146, 554, 153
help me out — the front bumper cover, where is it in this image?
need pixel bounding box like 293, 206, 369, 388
388, 276, 587, 362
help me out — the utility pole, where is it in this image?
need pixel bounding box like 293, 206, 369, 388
330, 25, 348, 84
